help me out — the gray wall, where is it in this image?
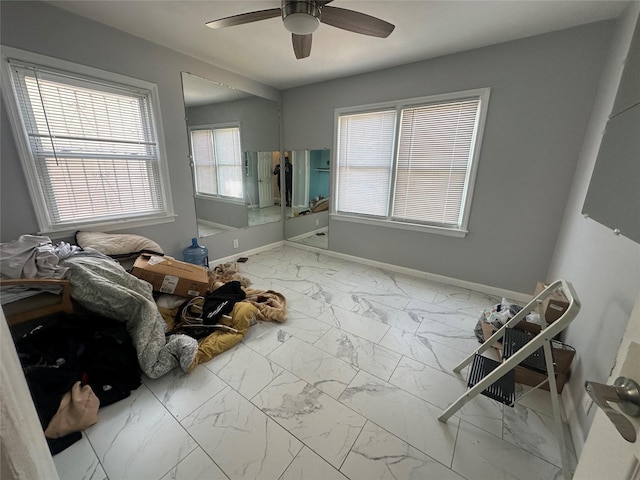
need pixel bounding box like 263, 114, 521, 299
0, 1, 282, 259
548, 4, 640, 450
282, 21, 614, 294
194, 197, 247, 229
286, 211, 329, 239
187, 96, 280, 152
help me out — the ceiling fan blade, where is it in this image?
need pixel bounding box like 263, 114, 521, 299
292, 34, 312, 59
320, 6, 395, 38
205, 8, 281, 29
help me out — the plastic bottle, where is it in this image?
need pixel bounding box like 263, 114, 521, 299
183, 238, 209, 267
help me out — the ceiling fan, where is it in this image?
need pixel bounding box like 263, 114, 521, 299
205, 0, 395, 59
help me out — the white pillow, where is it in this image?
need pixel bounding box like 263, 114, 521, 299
75, 231, 163, 258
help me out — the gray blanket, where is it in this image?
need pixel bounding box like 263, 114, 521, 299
62, 255, 198, 378
0, 235, 76, 304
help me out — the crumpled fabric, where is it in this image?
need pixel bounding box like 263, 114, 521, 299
244, 288, 287, 323
202, 281, 246, 325
55, 241, 81, 260
61, 255, 198, 378
208, 264, 287, 323
0, 235, 82, 304
189, 301, 256, 370
0, 281, 65, 305
0, 234, 69, 279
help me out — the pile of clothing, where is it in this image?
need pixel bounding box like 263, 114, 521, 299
16, 312, 141, 454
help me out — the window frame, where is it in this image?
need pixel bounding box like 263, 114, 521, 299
188, 123, 245, 204
332, 88, 490, 238
0, 46, 175, 237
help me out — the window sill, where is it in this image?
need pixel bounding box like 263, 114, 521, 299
40, 214, 177, 240
330, 213, 468, 238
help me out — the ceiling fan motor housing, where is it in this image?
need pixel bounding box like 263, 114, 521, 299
282, 1, 321, 35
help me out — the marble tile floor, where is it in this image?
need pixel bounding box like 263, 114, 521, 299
54, 244, 576, 480
249, 205, 282, 227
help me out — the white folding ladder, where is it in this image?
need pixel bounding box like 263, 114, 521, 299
438, 279, 580, 480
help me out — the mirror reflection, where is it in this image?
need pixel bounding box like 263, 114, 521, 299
285, 149, 331, 249
181, 72, 281, 237
246, 150, 282, 227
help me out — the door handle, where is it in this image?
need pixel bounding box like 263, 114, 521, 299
585, 376, 640, 443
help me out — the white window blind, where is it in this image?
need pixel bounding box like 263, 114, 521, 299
335, 90, 487, 233
7, 60, 170, 231
336, 110, 396, 216
190, 126, 243, 199
191, 129, 218, 195
394, 99, 481, 226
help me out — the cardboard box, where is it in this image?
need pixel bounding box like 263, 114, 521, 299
511, 282, 570, 335
534, 281, 570, 325
514, 348, 573, 393
533, 282, 569, 324
131, 254, 209, 297
481, 322, 574, 393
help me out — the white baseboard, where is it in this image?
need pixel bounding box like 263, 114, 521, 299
210, 241, 285, 266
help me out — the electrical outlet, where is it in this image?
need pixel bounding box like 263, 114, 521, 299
315, 218, 319, 226
582, 393, 594, 414
233, 239, 239, 249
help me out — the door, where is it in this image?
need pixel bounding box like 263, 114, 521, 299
574, 290, 640, 479
292, 150, 310, 209
257, 151, 274, 208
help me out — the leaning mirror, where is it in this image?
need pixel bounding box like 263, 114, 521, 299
181, 72, 281, 237
285, 149, 331, 249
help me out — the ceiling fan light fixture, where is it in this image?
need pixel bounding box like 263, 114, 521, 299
283, 13, 319, 35
282, 1, 321, 35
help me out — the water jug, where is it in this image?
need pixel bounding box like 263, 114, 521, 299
183, 238, 209, 267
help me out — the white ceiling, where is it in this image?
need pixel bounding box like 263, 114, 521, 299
181, 71, 253, 106
47, 0, 628, 91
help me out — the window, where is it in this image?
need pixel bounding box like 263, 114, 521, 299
190, 126, 243, 200
2, 49, 173, 235
335, 88, 490, 235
